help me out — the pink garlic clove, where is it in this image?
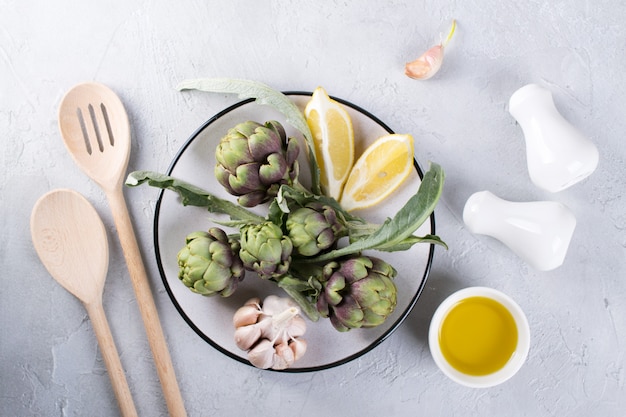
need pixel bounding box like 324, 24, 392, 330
289, 338, 307, 361
273, 342, 295, 370
260, 294, 298, 316
405, 19, 456, 80
405, 45, 444, 80
233, 302, 262, 327
247, 339, 275, 369
285, 315, 307, 339
234, 323, 262, 351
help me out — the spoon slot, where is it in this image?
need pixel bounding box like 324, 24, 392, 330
101, 103, 115, 146
88, 103, 105, 152
76, 103, 116, 155
77, 107, 93, 155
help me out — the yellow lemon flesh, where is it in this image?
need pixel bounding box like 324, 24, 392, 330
340, 133, 415, 211
305, 87, 355, 200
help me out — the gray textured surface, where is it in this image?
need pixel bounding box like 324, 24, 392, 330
2, 1, 625, 416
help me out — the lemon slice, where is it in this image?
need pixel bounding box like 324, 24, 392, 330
339, 133, 415, 211
304, 87, 355, 200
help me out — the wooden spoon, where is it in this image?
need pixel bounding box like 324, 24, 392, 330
58, 82, 187, 416
30, 189, 138, 417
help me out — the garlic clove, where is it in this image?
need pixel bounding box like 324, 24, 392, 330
247, 339, 275, 369
405, 19, 456, 80
405, 46, 444, 80
234, 323, 262, 351
241, 297, 261, 309
286, 315, 307, 339
273, 342, 295, 370
261, 294, 297, 316
233, 303, 262, 327
289, 338, 307, 361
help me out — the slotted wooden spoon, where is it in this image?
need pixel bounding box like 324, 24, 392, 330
30, 189, 138, 417
58, 82, 186, 416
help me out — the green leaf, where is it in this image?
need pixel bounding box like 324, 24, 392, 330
308, 162, 446, 261
275, 274, 321, 322
176, 78, 321, 194
375, 234, 448, 252
125, 170, 265, 224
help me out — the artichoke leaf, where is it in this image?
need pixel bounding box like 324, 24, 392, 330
125, 170, 265, 224
374, 234, 448, 252
308, 162, 446, 262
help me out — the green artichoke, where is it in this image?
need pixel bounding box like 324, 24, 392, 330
215, 120, 299, 207
316, 256, 397, 332
239, 221, 293, 279
285, 203, 347, 257
177, 228, 245, 297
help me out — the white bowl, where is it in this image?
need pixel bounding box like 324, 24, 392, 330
428, 287, 530, 388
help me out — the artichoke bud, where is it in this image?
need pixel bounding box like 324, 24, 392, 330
177, 228, 245, 297
316, 256, 398, 332
215, 120, 300, 207
239, 221, 293, 279
286, 203, 347, 257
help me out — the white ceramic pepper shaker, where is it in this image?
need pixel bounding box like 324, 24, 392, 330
463, 190, 576, 271
508, 83, 599, 192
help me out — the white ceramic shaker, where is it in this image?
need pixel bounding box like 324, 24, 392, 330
508, 83, 599, 192
463, 190, 576, 271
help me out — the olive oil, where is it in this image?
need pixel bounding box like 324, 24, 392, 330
439, 296, 518, 376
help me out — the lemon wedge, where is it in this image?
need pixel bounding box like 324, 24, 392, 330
339, 133, 415, 211
304, 87, 355, 200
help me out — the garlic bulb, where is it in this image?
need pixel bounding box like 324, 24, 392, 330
405, 19, 456, 80
233, 295, 307, 370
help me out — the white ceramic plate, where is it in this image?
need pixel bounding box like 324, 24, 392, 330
154, 93, 436, 372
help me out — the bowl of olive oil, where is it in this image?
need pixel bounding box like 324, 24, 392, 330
428, 287, 530, 388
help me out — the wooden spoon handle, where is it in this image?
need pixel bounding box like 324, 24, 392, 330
85, 300, 138, 417
106, 187, 187, 417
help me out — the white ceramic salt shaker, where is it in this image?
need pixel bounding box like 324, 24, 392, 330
463, 190, 576, 271
508, 83, 599, 192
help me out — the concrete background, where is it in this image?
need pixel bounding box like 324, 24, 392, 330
2, 1, 625, 416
